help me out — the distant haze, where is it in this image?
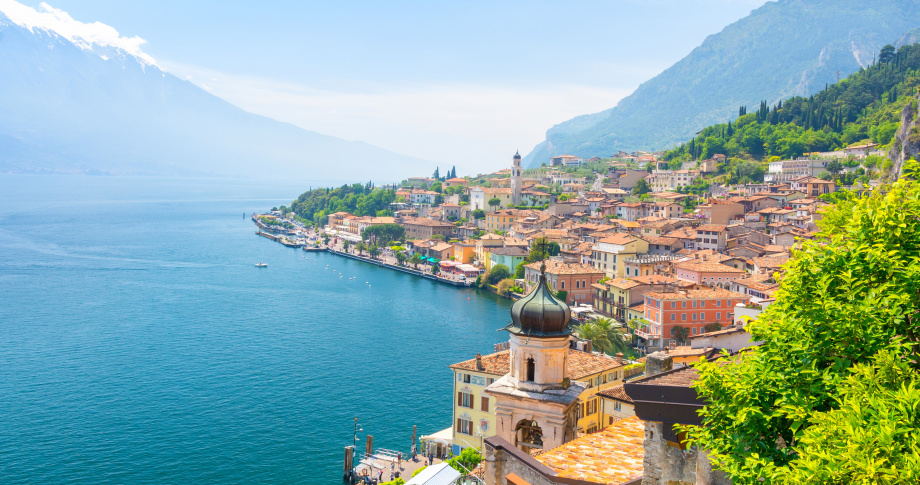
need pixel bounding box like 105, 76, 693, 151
2, 0, 770, 177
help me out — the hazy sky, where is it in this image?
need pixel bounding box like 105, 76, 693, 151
15, 0, 770, 174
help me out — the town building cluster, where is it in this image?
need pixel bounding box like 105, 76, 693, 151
306, 149, 873, 484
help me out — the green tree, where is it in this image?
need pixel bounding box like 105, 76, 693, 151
409, 253, 422, 269
342, 240, 350, 253
488, 197, 502, 210
355, 241, 367, 256
471, 209, 486, 219
879, 43, 895, 64
686, 166, 920, 483
671, 325, 690, 344
488, 264, 511, 285
574, 321, 612, 354
633, 178, 651, 195
514, 261, 526, 279
362, 223, 406, 245
447, 448, 481, 476
825, 160, 843, 175
395, 251, 407, 266
368, 244, 381, 260
703, 322, 722, 333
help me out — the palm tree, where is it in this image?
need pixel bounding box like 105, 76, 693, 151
410, 253, 422, 269
355, 241, 367, 256
368, 244, 381, 260
395, 251, 407, 266
342, 240, 350, 253
574, 321, 612, 354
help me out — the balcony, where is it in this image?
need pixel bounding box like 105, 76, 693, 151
633, 325, 661, 340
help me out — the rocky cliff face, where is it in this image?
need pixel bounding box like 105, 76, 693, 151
889, 96, 920, 180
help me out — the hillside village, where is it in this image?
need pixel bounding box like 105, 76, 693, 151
265, 146, 894, 484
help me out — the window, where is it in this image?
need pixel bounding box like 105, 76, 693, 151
692, 301, 697, 308
682, 313, 687, 321
716, 312, 721, 320
692, 313, 697, 321
456, 417, 473, 435
481, 396, 489, 412
586, 398, 597, 415
486, 378, 495, 386
614, 401, 622, 411
671, 302, 676, 309
682, 301, 687, 308
457, 391, 473, 408
526, 358, 535, 382
700, 301, 705, 308
670, 313, 675, 321
717, 300, 722, 307
561, 281, 565, 289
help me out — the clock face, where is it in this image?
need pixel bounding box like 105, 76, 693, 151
480, 419, 489, 431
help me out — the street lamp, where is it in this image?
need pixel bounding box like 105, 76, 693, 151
352, 417, 364, 462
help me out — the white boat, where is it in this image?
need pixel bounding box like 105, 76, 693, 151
255, 262, 268, 267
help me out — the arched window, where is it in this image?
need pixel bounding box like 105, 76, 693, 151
514, 420, 543, 450
526, 357, 535, 382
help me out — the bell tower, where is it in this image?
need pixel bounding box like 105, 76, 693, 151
484, 262, 585, 453
511, 151, 522, 206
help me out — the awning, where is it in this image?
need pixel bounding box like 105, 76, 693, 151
405, 462, 461, 485
420, 427, 453, 445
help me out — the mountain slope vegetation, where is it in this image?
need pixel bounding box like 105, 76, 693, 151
662, 42, 920, 175
525, 0, 920, 167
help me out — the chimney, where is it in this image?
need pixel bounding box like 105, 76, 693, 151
615, 352, 624, 364
645, 351, 674, 377
475, 353, 484, 371
584, 340, 593, 353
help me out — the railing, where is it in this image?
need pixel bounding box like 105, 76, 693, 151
633, 326, 660, 340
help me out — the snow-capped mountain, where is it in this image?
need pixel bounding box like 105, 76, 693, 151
0, 6, 430, 180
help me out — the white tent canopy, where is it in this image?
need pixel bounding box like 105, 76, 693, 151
405, 462, 461, 485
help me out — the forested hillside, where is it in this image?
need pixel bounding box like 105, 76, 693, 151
663, 43, 920, 170
289, 183, 396, 226
524, 0, 920, 167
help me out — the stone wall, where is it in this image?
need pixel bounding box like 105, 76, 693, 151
483, 440, 556, 485
640, 422, 731, 485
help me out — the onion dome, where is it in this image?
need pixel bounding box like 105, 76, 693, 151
508, 262, 571, 337
513, 150, 521, 159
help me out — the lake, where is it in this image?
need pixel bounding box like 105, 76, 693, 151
0, 175, 512, 484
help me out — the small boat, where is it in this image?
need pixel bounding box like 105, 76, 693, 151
255, 262, 268, 267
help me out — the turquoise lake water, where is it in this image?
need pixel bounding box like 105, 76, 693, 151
0, 175, 512, 484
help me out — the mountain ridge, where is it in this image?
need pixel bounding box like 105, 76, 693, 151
525, 0, 920, 167
0, 12, 432, 181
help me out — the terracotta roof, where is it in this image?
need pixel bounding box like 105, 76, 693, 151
674, 261, 744, 273
449, 349, 623, 379
631, 275, 684, 286
536, 417, 645, 484
489, 246, 529, 256
752, 255, 789, 268
643, 365, 700, 387
596, 384, 633, 404
641, 235, 680, 246
606, 278, 643, 290
696, 224, 727, 232
524, 260, 601, 276
599, 233, 638, 245
644, 287, 750, 300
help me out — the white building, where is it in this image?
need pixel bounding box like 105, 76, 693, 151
765, 159, 830, 183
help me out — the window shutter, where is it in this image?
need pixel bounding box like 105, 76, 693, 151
456, 418, 461, 432
481, 396, 489, 412
457, 392, 462, 406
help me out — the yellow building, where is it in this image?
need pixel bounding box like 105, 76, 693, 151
452, 241, 477, 264
447, 349, 630, 454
